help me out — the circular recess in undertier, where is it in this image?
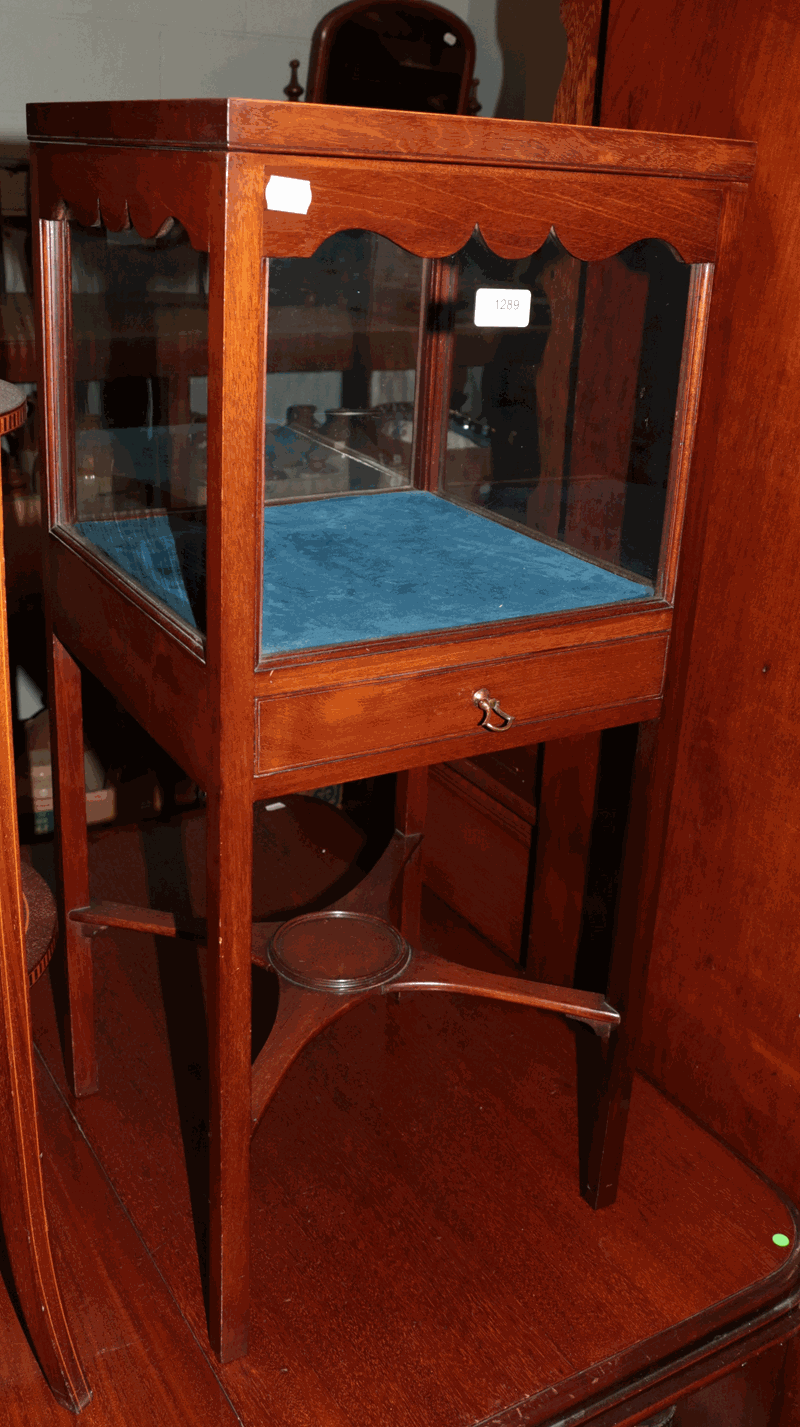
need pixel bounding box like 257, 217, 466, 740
269, 911, 410, 993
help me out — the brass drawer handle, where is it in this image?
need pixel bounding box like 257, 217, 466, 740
473, 687, 515, 732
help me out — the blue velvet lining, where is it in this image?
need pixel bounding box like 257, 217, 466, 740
77, 490, 650, 653
75, 514, 203, 628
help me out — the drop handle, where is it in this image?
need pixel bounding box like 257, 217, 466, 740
473, 687, 515, 732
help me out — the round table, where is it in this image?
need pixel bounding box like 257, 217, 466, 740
0, 378, 27, 436
20, 861, 58, 986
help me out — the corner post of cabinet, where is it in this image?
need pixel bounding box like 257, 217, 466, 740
203, 150, 263, 1363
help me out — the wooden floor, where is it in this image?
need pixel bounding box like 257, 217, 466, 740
1, 807, 797, 1424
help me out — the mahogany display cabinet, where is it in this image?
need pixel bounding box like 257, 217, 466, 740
27, 98, 755, 1362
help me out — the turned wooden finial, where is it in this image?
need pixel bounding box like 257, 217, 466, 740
284, 59, 304, 102
466, 78, 482, 115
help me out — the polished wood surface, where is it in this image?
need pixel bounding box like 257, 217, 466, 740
423, 753, 537, 961
248, 903, 621, 1135
29, 100, 755, 1359
553, 0, 605, 127
528, 732, 600, 985
599, 0, 800, 1218
0, 422, 89, 1408
26, 97, 755, 179
48, 632, 96, 1096
34, 143, 735, 267
253, 632, 668, 777
13, 818, 797, 1425
2, 1002, 240, 1425
565, 8, 800, 1416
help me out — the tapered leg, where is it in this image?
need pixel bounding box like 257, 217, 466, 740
394, 766, 429, 943
203, 152, 263, 1362
526, 733, 601, 985
582, 719, 663, 1208
205, 781, 253, 1363
48, 631, 96, 1096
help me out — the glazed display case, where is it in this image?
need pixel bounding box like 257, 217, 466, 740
28, 97, 754, 1362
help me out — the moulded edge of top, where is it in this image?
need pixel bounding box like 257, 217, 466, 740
26, 98, 757, 183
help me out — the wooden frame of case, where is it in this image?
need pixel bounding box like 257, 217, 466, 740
28, 98, 754, 1363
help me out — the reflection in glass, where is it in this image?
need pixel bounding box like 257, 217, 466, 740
60, 218, 691, 653
67, 217, 209, 629
443, 232, 691, 585
265, 231, 422, 500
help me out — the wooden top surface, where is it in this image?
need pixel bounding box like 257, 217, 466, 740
26, 99, 756, 181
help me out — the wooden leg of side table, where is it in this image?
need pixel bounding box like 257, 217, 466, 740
582, 719, 665, 1209
526, 733, 602, 985
394, 766, 428, 944
204, 780, 253, 1364
48, 631, 96, 1097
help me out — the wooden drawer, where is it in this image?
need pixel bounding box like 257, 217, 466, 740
255, 632, 667, 776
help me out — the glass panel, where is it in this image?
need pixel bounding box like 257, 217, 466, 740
443, 232, 691, 586
265, 231, 422, 501
66, 218, 208, 631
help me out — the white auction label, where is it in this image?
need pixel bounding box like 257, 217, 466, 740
473, 287, 531, 327
265, 175, 313, 214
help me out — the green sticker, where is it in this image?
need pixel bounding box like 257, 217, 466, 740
773, 1233, 790, 1248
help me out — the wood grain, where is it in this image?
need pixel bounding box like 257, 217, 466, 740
527, 732, 601, 985
27, 94, 756, 1363
24, 837, 800, 1425
249, 696, 663, 800
0, 430, 90, 1408
388, 946, 619, 1027
254, 602, 673, 689
253, 159, 728, 264
33, 146, 223, 252
47, 634, 96, 1097
393, 766, 428, 943
48, 535, 210, 784
553, 0, 606, 127
34, 142, 735, 265
600, 0, 800, 1211
1, 1053, 239, 1425
202, 152, 262, 1362
255, 633, 668, 776
27, 99, 756, 182
423, 760, 535, 960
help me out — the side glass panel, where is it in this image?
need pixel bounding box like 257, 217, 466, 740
265, 231, 422, 501
64, 218, 208, 632
444, 233, 691, 586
